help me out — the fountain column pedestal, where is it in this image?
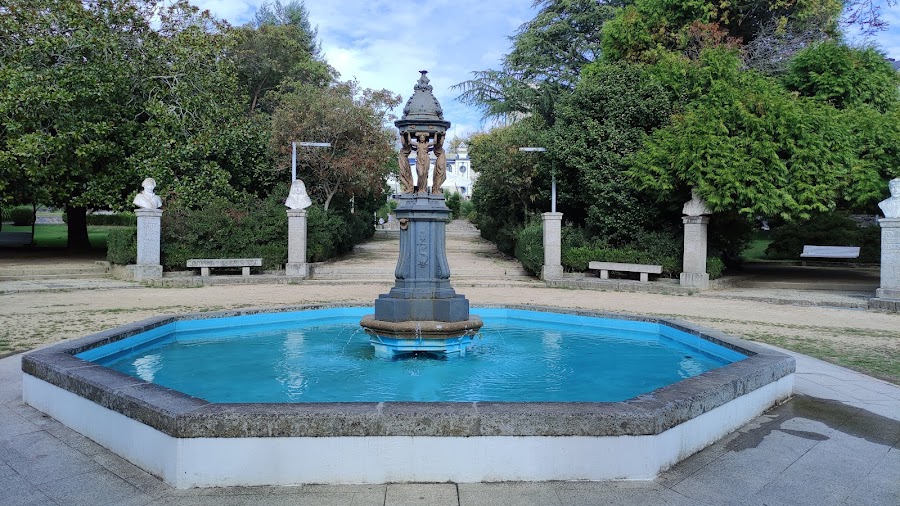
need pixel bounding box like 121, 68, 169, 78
361, 194, 482, 358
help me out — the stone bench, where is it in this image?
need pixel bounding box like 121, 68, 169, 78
588, 261, 663, 282
186, 258, 262, 277
800, 245, 860, 259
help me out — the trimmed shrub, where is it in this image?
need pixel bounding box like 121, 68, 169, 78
514, 220, 544, 276
445, 192, 462, 219
10, 206, 33, 226
107, 228, 137, 265
459, 199, 475, 219
707, 257, 725, 280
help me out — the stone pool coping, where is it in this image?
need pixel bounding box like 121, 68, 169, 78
21, 303, 794, 439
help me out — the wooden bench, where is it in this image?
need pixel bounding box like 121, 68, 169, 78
800, 246, 859, 265
588, 261, 663, 282
186, 258, 262, 277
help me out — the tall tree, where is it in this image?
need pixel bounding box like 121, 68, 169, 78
254, 0, 321, 58
233, 0, 330, 114
783, 41, 900, 113
0, 0, 150, 249
600, 0, 841, 64
551, 60, 676, 242
269, 81, 400, 210
231, 23, 331, 113
454, 0, 620, 124
628, 49, 854, 220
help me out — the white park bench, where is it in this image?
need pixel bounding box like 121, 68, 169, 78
588, 261, 663, 282
186, 258, 262, 277
800, 245, 860, 259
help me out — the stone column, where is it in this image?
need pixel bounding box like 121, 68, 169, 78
876, 218, 900, 301
541, 212, 563, 280
286, 209, 308, 278
680, 215, 710, 289
131, 208, 163, 279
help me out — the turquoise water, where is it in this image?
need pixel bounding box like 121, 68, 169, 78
80, 307, 745, 403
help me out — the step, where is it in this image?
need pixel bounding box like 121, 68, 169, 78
0, 272, 112, 281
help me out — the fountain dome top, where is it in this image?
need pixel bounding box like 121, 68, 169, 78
395, 71, 451, 136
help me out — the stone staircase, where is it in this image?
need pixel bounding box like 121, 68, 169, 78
310, 220, 533, 282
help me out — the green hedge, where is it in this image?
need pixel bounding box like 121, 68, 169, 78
160, 196, 287, 271
62, 212, 136, 226
157, 195, 374, 271
107, 228, 137, 265
561, 228, 682, 277
766, 213, 880, 263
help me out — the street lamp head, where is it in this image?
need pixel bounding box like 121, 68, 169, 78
518, 147, 547, 152
297, 142, 331, 148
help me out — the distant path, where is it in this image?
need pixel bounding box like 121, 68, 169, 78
310, 219, 534, 282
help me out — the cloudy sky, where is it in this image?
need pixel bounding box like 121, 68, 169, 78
192, 0, 899, 139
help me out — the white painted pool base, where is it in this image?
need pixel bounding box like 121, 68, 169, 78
23, 374, 793, 488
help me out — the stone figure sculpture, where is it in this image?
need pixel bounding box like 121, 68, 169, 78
878, 178, 900, 218
133, 178, 163, 209
285, 179, 312, 210
398, 132, 414, 193
414, 132, 431, 193
432, 132, 446, 194
682, 189, 711, 216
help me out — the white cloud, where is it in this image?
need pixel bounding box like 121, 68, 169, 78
195, 0, 900, 139
191, 0, 536, 132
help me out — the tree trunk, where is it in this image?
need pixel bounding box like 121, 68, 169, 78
66, 206, 91, 251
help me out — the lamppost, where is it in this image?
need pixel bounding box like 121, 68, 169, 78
291, 141, 331, 181
518, 147, 555, 212
519, 147, 562, 280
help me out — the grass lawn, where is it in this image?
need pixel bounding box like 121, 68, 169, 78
1, 224, 123, 250
741, 230, 773, 261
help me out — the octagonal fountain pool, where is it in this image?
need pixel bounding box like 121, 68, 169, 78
22, 304, 794, 488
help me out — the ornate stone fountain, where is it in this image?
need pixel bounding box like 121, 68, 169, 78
360, 71, 483, 358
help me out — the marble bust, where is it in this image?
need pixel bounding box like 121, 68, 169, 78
878, 178, 900, 219
285, 179, 312, 210
682, 189, 711, 216
133, 178, 163, 209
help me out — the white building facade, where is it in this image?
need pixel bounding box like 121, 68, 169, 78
387, 144, 477, 198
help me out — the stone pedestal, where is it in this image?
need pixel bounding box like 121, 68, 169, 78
680, 215, 709, 289
361, 194, 482, 358
285, 209, 308, 278
541, 212, 564, 280
875, 218, 900, 301
129, 208, 162, 279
